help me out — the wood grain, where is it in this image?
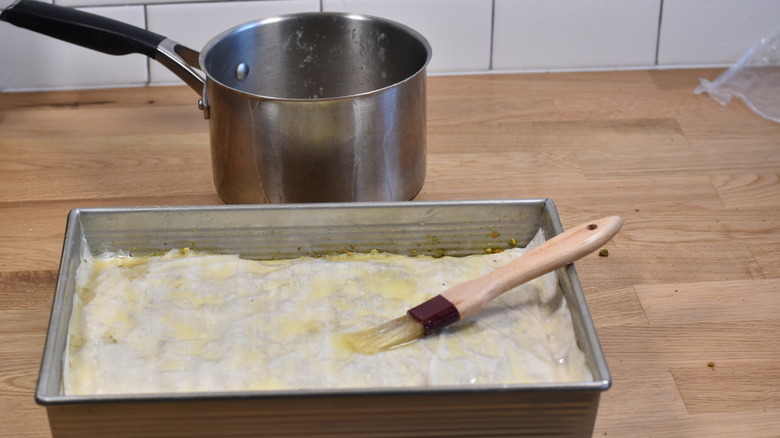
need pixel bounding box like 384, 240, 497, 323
1, 68, 779, 437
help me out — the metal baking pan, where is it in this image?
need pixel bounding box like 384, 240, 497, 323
36, 199, 610, 438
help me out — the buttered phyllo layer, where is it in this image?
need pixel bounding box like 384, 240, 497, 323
65, 233, 591, 395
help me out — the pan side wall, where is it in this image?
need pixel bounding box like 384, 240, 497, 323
47, 390, 601, 438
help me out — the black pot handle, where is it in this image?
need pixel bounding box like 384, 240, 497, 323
1, 0, 165, 57
1, 0, 206, 95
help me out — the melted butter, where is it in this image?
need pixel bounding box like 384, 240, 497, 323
369, 275, 420, 302
331, 332, 358, 357
276, 314, 325, 337
306, 276, 343, 300
163, 316, 203, 340
101, 303, 134, 329
167, 288, 224, 308
204, 263, 237, 280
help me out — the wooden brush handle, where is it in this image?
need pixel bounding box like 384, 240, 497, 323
441, 216, 623, 320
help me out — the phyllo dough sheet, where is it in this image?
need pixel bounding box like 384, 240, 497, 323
64, 231, 592, 395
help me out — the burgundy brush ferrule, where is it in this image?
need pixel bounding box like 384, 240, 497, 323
407, 294, 460, 335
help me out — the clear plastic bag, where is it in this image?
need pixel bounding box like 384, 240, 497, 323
694, 28, 780, 123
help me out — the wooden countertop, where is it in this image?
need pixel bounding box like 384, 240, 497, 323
1, 68, 779, 437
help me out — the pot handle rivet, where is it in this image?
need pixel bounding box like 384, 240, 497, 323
236, 63, 249, 81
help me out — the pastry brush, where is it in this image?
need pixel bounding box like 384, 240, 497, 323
345, 216, 622, 354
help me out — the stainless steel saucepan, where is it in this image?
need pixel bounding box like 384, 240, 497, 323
1, 0, 431, 203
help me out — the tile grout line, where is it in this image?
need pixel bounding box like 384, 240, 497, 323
654, 0, 664, 66
488, 0, 495, 71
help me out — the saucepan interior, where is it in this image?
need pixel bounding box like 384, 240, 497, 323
200, 13, 431, 99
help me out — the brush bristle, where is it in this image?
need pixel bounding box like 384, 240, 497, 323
343, 314, 425, 354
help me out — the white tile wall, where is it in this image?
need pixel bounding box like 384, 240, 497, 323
658, 0, 780, 66
1, 0, 779, 91
147, 0, 319, 85
56, 0, 209, 6
493, 0, 660, 71
322, 0, 493, 73
0, 4, 148, 90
